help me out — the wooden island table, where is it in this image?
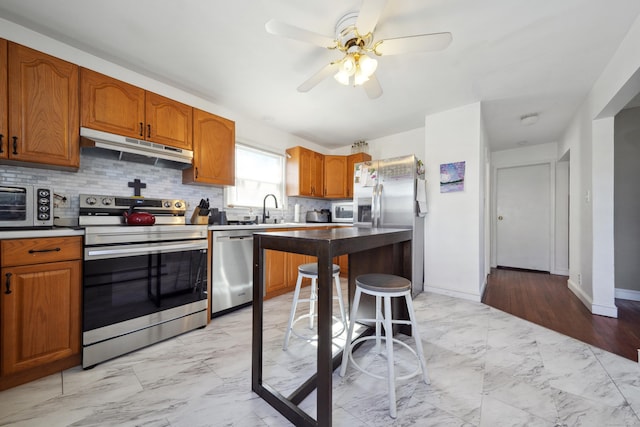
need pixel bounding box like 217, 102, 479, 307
252, 227, 413, 426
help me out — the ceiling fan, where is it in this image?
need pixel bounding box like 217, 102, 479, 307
265, 0, 452, 99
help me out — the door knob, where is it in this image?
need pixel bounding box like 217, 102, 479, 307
498, 216, 503, 220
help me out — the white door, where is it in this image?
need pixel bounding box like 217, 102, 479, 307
496, 163, 550, 271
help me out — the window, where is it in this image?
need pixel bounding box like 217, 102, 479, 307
225, 144, 285, 208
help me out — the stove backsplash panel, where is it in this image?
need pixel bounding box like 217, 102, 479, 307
0, 155, 223, 222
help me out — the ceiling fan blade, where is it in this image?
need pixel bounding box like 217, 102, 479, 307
363, 74, 383, 99
375, 32, 452, 56
356, 0, 387, 35
297, 62, 340, 92
265, 19, 336, 48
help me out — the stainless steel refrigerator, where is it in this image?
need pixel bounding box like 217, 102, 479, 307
353, 154, 425, 296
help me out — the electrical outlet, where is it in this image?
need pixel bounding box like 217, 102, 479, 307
54, 193, 69, 208
578, 273, 582, 285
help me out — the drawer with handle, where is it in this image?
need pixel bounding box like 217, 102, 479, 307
1, 236, 82, 267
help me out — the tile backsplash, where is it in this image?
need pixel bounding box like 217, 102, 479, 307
0, 152, 334, 223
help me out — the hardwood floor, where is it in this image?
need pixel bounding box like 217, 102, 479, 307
482, 267, 640, 362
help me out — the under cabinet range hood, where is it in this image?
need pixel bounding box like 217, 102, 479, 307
80, 127, 193, 169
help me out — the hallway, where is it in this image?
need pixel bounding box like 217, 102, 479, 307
482, 268, 640, 362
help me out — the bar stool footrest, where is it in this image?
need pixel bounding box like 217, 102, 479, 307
346, 335, 424, 382
289, 314, 346, 341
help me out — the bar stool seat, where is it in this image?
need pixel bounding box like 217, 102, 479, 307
339, 273, 429, 419
283, 262, 347, 350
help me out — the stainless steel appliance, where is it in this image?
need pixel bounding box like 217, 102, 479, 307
80, 127, 193, 168
0, 184, 53, 228
211, 229, 253, 317
305, 209, 331, 223
80, 194, 208, 368
353, 154, 425, 296
331, 201, 353, 223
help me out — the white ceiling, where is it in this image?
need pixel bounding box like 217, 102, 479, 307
1, 0, 640, 151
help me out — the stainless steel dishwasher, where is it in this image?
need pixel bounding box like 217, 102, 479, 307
211, 229, 254, 317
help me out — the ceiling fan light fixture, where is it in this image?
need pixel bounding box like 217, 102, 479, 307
354, 69, 370, 86
341, 54, 357, 76
358, 54, 377, 78
334, 69, 350, 85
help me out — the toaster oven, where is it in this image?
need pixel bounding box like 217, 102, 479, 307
0, 185, 54, 228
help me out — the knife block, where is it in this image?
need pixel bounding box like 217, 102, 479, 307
190, 207, 209, 225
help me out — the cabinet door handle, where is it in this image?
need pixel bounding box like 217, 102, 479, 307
195, 167, 198, 179
4, 273, 12, 295
12, 136, 18, 155
139, 122, 144, 137
28, 247, 61, 254
147, 124, 151, 138
0, 134, 4, 153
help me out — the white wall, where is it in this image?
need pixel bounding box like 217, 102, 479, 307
555, 160, 570, 275
614, 107, 640, 298
557, 14, 640, 317
423, 102, 486, 301
330, 127, 425, 161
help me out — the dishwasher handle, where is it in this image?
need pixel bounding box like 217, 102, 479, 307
216, 234, 253, 241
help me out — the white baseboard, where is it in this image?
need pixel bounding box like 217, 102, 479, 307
615, 288, 640, 302
567, 278, 592, 310
568, 279, 619, 318
479, 275, 487, 299
592, 303, 618, 318
552, 268, 569, 276
424, 285, 482, 302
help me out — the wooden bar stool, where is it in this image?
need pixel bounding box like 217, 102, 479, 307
339, 273, 429, 418
283, 262, 347, 350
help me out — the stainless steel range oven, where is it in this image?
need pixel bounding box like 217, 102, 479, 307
80, 194, 208, 368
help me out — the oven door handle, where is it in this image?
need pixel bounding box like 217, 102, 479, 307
85, 240, 206, 260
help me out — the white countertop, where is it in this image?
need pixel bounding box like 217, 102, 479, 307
0, 227, 85, 239
0, 223, 353, 238
208, 222, 352, 231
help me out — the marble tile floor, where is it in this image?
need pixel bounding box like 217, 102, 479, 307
1, 286, 640, 427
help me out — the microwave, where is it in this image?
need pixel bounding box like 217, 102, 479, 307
331, 202, 354, 223
0, 185, 54, 228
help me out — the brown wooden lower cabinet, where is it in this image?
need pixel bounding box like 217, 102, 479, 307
0, 236, 82, 391
264, 226, 350, 300
265, 250, 316, 300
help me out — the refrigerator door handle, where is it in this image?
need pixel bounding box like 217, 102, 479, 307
373, 184, 382, 228
378, 184, 384, 227
370, 184, 377, 227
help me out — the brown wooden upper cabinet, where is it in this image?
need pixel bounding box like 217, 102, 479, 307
80, 68, 193, 150
0, 40, 79, 169
286, 147, 371, 199
286, 146, 324, 197
323, 155, 347, 198
0, 40, 6, 160
346, 152, 372, 197
183, 108, 235, 186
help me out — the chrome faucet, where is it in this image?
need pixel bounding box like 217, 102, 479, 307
262, 194, 278, 224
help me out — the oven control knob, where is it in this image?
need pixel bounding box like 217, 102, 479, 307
85, 196, 97, 205
102, 198, 113, 206
174, 201, 183, 209
164, 201, 172, 208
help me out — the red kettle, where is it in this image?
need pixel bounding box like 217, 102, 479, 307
123, 206, 156, 226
